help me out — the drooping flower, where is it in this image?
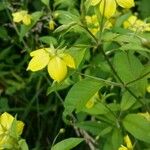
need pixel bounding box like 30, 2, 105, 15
27, 48, 75, 82
12, 10, 31, 25
123, 15, 150, 32
118, 135, 133, 150
90, 0, 135, 18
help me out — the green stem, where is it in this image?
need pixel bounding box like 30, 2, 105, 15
77, 72, 122, 87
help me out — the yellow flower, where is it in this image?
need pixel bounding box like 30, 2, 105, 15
0, 112, 24, 149
49, 20, 55, 30
27, 48, 50, 71
12, 10, 31, 25
27, 48, 75, 82
118, 145, 128, 150
85, 92, 99, 109
123, 15, 150, 32
0, 112, 24, 136
90, 0, 135, 18
118, 135, 133, 150
85, 14, 112, 35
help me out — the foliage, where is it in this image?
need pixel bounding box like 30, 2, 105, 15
0, 0, 150, 150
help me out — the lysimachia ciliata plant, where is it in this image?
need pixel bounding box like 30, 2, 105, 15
2, 0, 150, 149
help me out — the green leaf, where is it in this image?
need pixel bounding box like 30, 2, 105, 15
39, 36, 58, 46
82, 103, 108, 115
41, 0, 49, 7
55, 10, 79, 24
67, 47, 86, 68
76, 121, 112, 136
115, 12, 131, 27
18, 139, 29, 150
111, 128, 123, 150
63, 78, 104, 117
120, 43, 150, 53
123, 114, 150, 143
113, 51, 147, 96
120, 92, 136, 111
76, 121, 104, 135
51, 138, 83, 150
82, 103, 120, 115
47, 79, 73, 95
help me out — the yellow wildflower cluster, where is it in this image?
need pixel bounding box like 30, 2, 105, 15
123, 15, 150, 32
12, 10, 31, 25
0, 112, 24, 149
118, 135, 133, 150
27, 48, 75, 82
90, 0, 135, 18
85, 15, 112, 35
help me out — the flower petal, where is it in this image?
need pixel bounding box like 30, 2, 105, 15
22, 14, 31, 25
116, 0, 135, 8
86, 100, 94, 109
123, 15, 137, 29
99, 0, 116, 18
12, 12, 23, 23
48, 56, 67, 82
90, 0, 101, 6
27, 49, 50, 71
0, 112, 14, 130
61, 53, 75, 68
124, 135, 133, 149
118, 145, 128, 150
30, 48, 49, 57
16, 121, 24, 135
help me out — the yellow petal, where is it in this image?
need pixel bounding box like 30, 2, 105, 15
124, 135, 133, 149
0, 135, 9, 146
48, 56, 67, 82
86, 100, 94, 109
116, 0, 135, 8
61, 53, 75, 68
16, 121, 24, 135
22, 14, 31, 25
49, 20, 55, 30
99, 0, 116, 18
85, 92, 98, 109
123, 15, 137, 28
30, 48, 51, 57
85, 16, 92, 24
0, 112, 14, 130
12, 11, 24, 23
90, 28, 99, 35
118, 145, 128, 150
90, 0, 101, 6
27, 49, 50, 71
